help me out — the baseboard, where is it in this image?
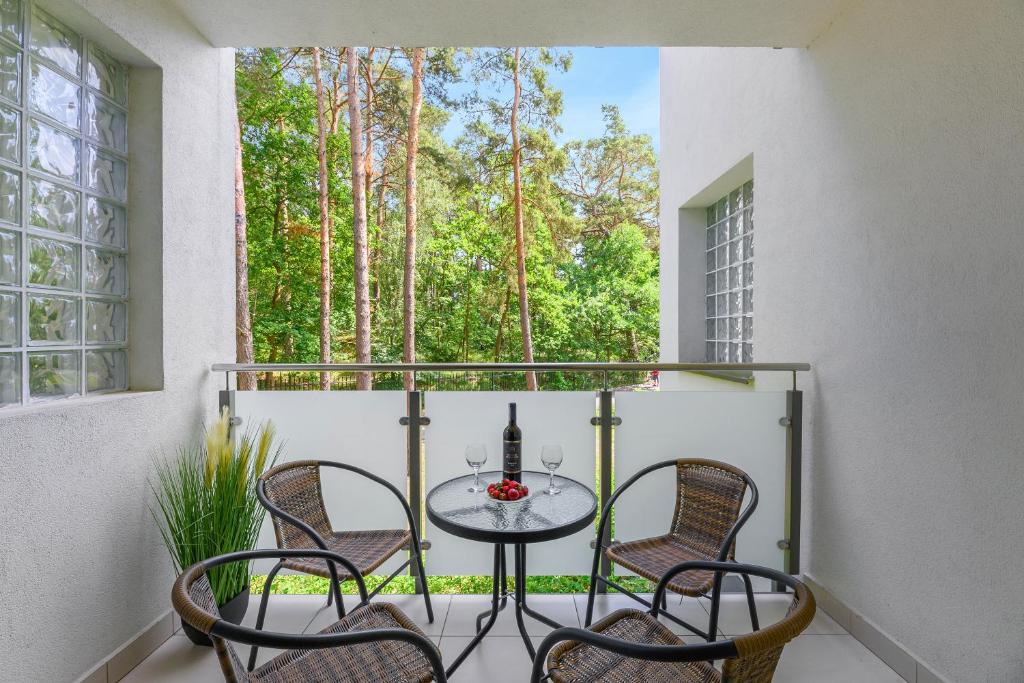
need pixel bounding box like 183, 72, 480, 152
801, 574, 951, 683
73, 610, 175, 683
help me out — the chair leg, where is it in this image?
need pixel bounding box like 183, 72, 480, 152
247, 561, 282, 672
325, 583, 347, 618
742, 572, 760, 631
584, 546, 602, 627
324, 560, 346, 620
414, 547, 435, 623
706, 571, 724, 643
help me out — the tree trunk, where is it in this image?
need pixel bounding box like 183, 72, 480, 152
403, 48, 424, 390
364, 49, 375, 218
510, 47, 537, 389
627, 328, 640, 360
373, 176, 386, 308
347, 47, 372, 390
494, 285, 511, 361
461, 268, 472, 362
233, 114, 256, 390
312, 47, 332, 390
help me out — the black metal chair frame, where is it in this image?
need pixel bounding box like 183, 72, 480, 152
534, 560, 801, 683
184, 549, 447, 682
584, 459, 760, 641
251, 460, 433, 671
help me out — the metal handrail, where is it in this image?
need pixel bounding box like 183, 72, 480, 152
212, 362, 810, 373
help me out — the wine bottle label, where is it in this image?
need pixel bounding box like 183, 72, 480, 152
503, 440, 522, 473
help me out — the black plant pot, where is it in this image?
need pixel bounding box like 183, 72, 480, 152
182, 587, 250, 647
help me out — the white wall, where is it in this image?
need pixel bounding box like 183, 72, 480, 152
0, 1, 235, 680
660, 1, 1024, 680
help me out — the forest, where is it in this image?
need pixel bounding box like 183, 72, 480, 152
234, 47, 659, 389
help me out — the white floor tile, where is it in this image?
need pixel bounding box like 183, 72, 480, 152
712, 592, 847, 636
134, 593, 909, 683
773, 634, 905, 682
120, 635, 223, 683
573, 592, 713, 637
239, 594, 324, 631
444, 593, 580, 637
240, 594, 326, 668
439, 635, 538, 682
304, 592, 450, 637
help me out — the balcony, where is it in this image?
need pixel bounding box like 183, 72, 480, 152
127, 363, 896, 682
2, 1, 1020, 683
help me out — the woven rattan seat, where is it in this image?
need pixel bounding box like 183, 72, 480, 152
534, 561, 816, 683
256, 459, 433, 606
251, 460, 435, 670
250, 603, 434, 682
547, 609, 719, 683
172, 550, 446, 682
606, 535, 719, 596
280, 529, 413, 581
586, 459, 758, 638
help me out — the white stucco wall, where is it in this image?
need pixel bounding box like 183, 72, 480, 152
660, 1, 1024, 680
0, 1, 235, 680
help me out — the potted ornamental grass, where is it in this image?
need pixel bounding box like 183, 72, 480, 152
151, 408, 281, 645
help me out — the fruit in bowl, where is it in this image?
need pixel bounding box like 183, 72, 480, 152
487, 479, 529, 501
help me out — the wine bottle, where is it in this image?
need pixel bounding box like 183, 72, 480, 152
502, 402, 522, 483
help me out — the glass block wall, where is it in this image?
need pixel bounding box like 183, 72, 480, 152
705, 180, 752, 363
0, 0, 128, 407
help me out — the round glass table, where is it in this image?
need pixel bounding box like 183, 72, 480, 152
426, 470, 597, 674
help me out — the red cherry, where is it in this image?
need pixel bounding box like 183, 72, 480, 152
507, 489, 520, 501
521, 486, 529, 495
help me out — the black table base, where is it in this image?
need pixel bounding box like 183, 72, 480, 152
446, 543, 564, 677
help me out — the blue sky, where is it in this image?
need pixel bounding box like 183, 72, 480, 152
442, 47, 659, 152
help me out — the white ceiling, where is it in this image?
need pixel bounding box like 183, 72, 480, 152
170, 0, 845, 48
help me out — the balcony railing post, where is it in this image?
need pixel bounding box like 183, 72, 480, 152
404, 390, 426, 593
218, 389, 238, 441
784, 389, 803, 576
597, 389, 615, 591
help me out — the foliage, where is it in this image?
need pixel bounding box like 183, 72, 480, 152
151, 409, 281, 605
236, 47, 660, 373
251, 573, 655, 595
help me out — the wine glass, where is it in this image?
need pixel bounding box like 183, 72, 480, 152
541, 445, 564, 495
465, 444, 488, 492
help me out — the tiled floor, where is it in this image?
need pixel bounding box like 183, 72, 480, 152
124, 592, 904, 682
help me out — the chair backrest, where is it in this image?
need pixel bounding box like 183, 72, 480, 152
720, 577, 816, 682
172, 567, 250, 683
260, 460, 334, 549
668, 459, 749, 560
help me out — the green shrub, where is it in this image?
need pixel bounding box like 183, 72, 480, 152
251, 573, 654, 595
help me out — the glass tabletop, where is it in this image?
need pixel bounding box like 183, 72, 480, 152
426, 470, 598, 544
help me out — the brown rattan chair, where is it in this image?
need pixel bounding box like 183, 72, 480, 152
533, 561, 815, 683
251, 460, 433, 669
172, 549, 446, 682
585, 458, 759, 640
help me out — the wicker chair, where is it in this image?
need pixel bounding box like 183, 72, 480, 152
533, 561, 815, 683
585, 458, 759, 640
172, 549, 446, 682
251, 460, 433, 669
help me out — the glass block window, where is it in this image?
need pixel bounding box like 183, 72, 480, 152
705, 180, 752, 363
0, 0, 128, 407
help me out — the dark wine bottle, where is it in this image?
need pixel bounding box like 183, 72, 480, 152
502, 402, 522, 483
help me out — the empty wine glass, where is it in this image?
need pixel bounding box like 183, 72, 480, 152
465, 444, 488, 492
541, 445, 563, 495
